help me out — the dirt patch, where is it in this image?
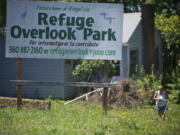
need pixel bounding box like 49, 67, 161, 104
82, 79, 141, 108
0, 97, 51, 110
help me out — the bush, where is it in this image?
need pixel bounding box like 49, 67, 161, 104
131, 65, 162, 105
72, 60, 116, 82
135, 65, 162, 92
168, 67, 180, 104
169, 90, 180, 104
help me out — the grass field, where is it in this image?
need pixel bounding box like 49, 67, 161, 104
0, 100, 180, 135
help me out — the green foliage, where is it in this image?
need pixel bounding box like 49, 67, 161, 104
168, 67, 180, 104
169, 90, 180, 104
145, 0, 155, 4
148, 0, 180, 16
0, 100, 180, 135
155, 15, 180, 50
72, 60, 116, 81
135, 65, 162, 92
155, 14, 180, 93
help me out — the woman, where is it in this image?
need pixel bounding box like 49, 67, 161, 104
153, 85, 169, 120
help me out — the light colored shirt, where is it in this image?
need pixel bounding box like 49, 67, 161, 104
157, 91, 166, 100
156, 91, 167, 107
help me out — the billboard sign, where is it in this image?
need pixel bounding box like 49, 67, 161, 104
6, 0, 123, 60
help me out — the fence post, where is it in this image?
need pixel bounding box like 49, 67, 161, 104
17, 58, 23, 110
103, 60, 109, 115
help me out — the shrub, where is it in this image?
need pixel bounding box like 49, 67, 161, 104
132, 65, 162, 105
135, 65, 162, 92
168, 67, 180, 104
72, 60, 116, 82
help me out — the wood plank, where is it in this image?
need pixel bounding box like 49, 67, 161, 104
64, 88, 103, 105
10, 80, 117, 88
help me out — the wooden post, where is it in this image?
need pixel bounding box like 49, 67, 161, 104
17, 58, 23, 110
103, 60, 109, 115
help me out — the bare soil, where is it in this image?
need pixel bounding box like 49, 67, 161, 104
0, 97, 51, 110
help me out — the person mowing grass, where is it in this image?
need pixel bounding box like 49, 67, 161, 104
153, 85, 169, 120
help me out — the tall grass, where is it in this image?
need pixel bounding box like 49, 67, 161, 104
0, 100, 180, 135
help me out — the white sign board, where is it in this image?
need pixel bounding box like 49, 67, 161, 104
6, 0, 123, 60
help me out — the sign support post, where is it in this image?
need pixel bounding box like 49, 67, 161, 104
17, 58, 22, 110
103, 60, 109, 115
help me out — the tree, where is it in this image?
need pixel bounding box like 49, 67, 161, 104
155, 15, 180, 84
0, 0, 6, 28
